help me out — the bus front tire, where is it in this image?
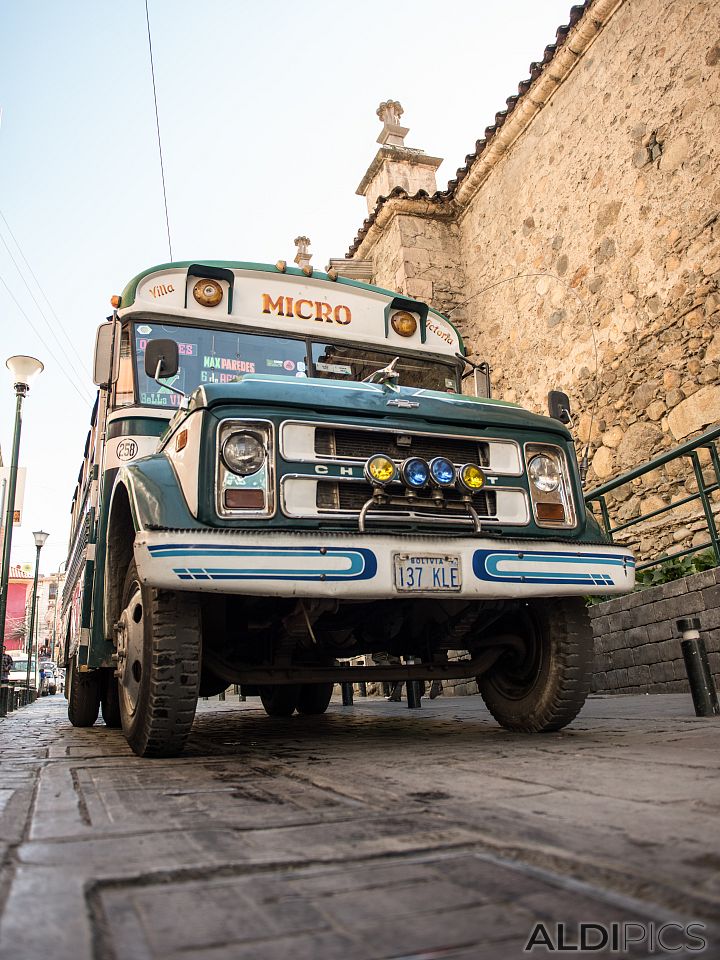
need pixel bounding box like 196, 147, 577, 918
478, 598, 592, 733
116, 561, 201, 758
67, 658, 101, 727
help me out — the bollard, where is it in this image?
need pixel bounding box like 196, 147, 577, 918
341, 681, 354, 706
358, 681, 367, 698
0, 684, 7, 717
406, 680, 422, 709
219, 689, 226, 701
678, 618, 719, 717
7, 685, 16, 712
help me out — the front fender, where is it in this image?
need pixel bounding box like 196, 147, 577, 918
119, 456, 204, 531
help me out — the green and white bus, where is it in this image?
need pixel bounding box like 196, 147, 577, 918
62, 260, 634, 757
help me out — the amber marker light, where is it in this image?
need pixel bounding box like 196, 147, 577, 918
110, 295, 121, 308
224, 489, 265, 510
536, 503, 566, 522
364, 454, 397, 486
193, 278, 223, 307
175, 429, 188, 452
391, 310, 417, 337
458, 463, 486, 493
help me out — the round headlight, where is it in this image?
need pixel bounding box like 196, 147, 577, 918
458, 463, 486, 493
222, 432, 265, 475
429, 457, 456, 487
365, 454, 397, 486
193, 278, 223, 307
390, 310, 418, 337
529, 454, 560, 493
400, 457, 430, 489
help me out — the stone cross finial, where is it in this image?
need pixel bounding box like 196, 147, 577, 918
294, 235, 312, 273
376, 99, 410, 147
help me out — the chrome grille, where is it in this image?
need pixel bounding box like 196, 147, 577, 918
315, 427, 489, 466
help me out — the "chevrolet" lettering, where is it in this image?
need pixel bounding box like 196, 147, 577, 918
261, 293, 351, 325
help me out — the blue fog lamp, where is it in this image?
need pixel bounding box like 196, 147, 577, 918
400, 457, 430, 489
429, 457, 456, 487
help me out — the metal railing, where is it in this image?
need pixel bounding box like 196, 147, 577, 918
584, 423, 720, 572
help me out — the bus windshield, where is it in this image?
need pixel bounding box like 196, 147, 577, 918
125, 322, 459, 408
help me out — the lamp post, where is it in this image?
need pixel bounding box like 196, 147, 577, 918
0, 356, 44, 667
25, 530, 49, 700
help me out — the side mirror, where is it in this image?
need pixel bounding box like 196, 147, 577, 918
92, 321, 120, 387
548, 390, 572, 424
144, 339, 179, 379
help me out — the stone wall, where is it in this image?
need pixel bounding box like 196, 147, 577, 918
453, 0, 720, 560
346, 0, 720, 563
589, 567, 720, 693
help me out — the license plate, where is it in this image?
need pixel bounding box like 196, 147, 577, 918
393, 554, 461, 592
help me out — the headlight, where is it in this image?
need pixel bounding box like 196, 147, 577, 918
429, 457, 456, 487
365, 454, 397, 486
458, 463, 486, 493
400, 457, 430, 489
222, 432, 266, 475
529, 454, 560, 493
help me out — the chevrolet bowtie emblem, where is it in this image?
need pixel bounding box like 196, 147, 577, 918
386, 398, 420, 408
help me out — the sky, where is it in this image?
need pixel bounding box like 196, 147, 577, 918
0, 0, 573, 573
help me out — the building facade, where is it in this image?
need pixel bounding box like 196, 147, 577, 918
335, 0, 720, 563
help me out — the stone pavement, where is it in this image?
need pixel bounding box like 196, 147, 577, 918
0, 693, 718, 960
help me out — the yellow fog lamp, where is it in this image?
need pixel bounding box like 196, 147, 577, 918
390, 310, 417, 337
458, 463, 486, 494
364, 454, 397, 486
193, 278, 224, 307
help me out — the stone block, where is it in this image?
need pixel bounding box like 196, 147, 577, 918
656, 594, 706, 622
615, 668, 629, 688
613, 648, 634, 669
659, 638, 681, 661
687, 568, 720, 591
659, 578, 690, 599
700, 584, 720, 610
672, 659, 689, 681
628, 664, 652, 686
703, 628, 720, 654
646, 620, 673, 643
626, 625, 650, 647
608, 611, 631, 632
650, 661, 674, 683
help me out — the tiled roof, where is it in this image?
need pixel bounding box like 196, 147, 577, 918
346, 2, 592, 258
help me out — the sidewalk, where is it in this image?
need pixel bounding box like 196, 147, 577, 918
0, 693, 718, 959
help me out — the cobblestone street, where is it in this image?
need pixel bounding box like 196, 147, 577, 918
1, 693, 719, 959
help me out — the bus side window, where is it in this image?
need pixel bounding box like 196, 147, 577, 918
114, 327, 134, 406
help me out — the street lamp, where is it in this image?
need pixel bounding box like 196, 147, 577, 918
0, 356, 44, 669
25, 530, 49, 699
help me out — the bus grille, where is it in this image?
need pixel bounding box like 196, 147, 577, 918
315, 427, 489, 466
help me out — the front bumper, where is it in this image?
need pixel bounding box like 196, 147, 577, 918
134, 530, 635, 600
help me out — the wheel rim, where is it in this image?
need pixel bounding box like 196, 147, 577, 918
116, 579, 145, 718
488, 612, 544, 701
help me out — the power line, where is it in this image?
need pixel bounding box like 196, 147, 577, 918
0, 270, 92, 407
144, 0, 173, 261
0, 217, 91, 389
0, 208, 90, 380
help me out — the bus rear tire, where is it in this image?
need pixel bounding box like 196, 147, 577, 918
116, 561, 201, 758
297, 682, 334, 715
67, 658, 101, 727
259, 684, 300, 717
101, 670, 122, 728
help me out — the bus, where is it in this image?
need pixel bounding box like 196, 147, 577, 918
61, 260, 634, 757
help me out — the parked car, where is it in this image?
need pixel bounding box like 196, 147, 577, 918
39, 662, 58, 696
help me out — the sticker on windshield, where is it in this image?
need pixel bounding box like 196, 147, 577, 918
316, 361, 352, 375
445, 378, 456, 389
138, 324, 152, 335
266, 359, 285, 368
